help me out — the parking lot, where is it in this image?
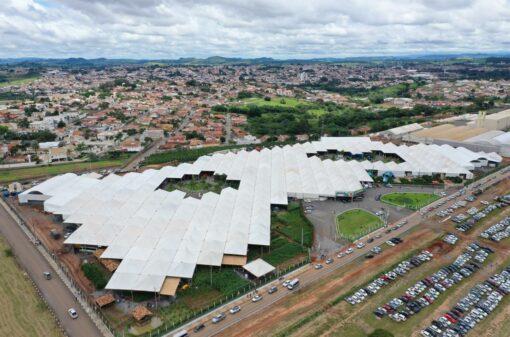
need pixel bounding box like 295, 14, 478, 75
305, 185, 450, 253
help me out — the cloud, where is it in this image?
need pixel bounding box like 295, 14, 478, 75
0, 0, 509, 58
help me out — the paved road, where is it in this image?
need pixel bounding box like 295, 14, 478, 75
169, 168, 510, 337
121, 110, 197, 172
0, 204, 102, 337
225, 113, 232, 143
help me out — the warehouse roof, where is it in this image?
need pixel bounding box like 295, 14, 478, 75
19, 137, 501, 293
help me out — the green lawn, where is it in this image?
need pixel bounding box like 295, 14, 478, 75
380, 192, 439, 210
0, 159, 126, 183
336, 209, 384, 241
242, 97, 311, 108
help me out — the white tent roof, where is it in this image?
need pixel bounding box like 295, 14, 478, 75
243, 259, 275, 278
19, 137, 498, 292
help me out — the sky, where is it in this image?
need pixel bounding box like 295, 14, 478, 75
1, 0, 509, 59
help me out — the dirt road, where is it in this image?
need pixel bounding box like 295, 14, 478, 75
0, 204, 103, 337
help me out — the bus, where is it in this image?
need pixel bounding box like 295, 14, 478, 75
287, 278, 300, 290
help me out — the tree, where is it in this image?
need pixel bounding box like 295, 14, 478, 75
57, 120, 66, 128
17, 118, 29, 129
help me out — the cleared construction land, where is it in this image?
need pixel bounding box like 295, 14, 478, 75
0, 235, 63, 337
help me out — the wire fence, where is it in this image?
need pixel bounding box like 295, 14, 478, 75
1, 197, 115, 337
3, 197, 312, 337
128, 257, 311, 337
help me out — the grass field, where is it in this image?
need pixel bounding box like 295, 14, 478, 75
0, 159, 126, 184
336, 209, 384, 241
243, 97, 311, 107
0, 75, 40, 88
242, 97, 328, 116
381, 192, 439, 210
0, 236, 63, 337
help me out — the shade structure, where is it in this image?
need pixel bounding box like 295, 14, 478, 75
243, 259, 275, 278
18, 137, 501, 293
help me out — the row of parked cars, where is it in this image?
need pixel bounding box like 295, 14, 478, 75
480, 216, 510, 242
436, 200, 468, 218
443, 233, 459, 245
375, 243, 492, 322
345, 250, 433, 306
421, 265, 510, 337
456, 202, 505, 232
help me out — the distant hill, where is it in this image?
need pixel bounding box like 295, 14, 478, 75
1, 53, 509, 67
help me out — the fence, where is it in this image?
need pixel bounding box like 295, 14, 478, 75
3, 196, 312, 337
0, 196, 115, 337
129, 257, 311, 337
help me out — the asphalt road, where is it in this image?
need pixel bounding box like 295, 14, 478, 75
171, 168, 510, 337
0, 204, 102, 337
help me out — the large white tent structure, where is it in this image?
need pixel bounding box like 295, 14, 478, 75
18, 137, 501, 293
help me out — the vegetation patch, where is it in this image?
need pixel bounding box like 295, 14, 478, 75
0, 158, 127, 184
81, 263, 109, 290
0, 235, 63, 337
272, 202, 314, 247
381, 192, 439, 210
336, 208, 384, 241
144, 144, 244, 166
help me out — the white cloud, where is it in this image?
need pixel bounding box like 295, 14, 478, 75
0, 0, 509, 58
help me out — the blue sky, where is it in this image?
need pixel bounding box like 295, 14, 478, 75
1, 0, 509, 59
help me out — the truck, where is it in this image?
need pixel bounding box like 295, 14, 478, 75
287, 278, 300, 290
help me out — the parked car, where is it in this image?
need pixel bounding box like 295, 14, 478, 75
252, 294, 263, 302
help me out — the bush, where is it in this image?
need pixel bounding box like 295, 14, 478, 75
81, 263, 108, 289
4, 248, 13, 257
368, 329, 394, 337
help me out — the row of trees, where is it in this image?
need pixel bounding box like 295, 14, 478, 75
212, 101, 467, 136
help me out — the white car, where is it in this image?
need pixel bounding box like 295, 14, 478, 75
252, 294, 262, 302
282, 280, 290, 287
68, 308, 78, 319
356, 242, 365, 249
229, 305, 241, 314
386, 240, 396, 247
346, 248, 354, 254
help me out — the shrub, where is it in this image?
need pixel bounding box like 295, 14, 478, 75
81, 263, 108, 289
4, 248, 13, 257
368, 329, 394, 337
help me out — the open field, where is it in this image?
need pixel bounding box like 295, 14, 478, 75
0, 75, 40, 88
381, 192, 439, 210
242, 97, 314, 108
0, 235, 63, 337
336, 209, 384, 241
0, 159, 126, 183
